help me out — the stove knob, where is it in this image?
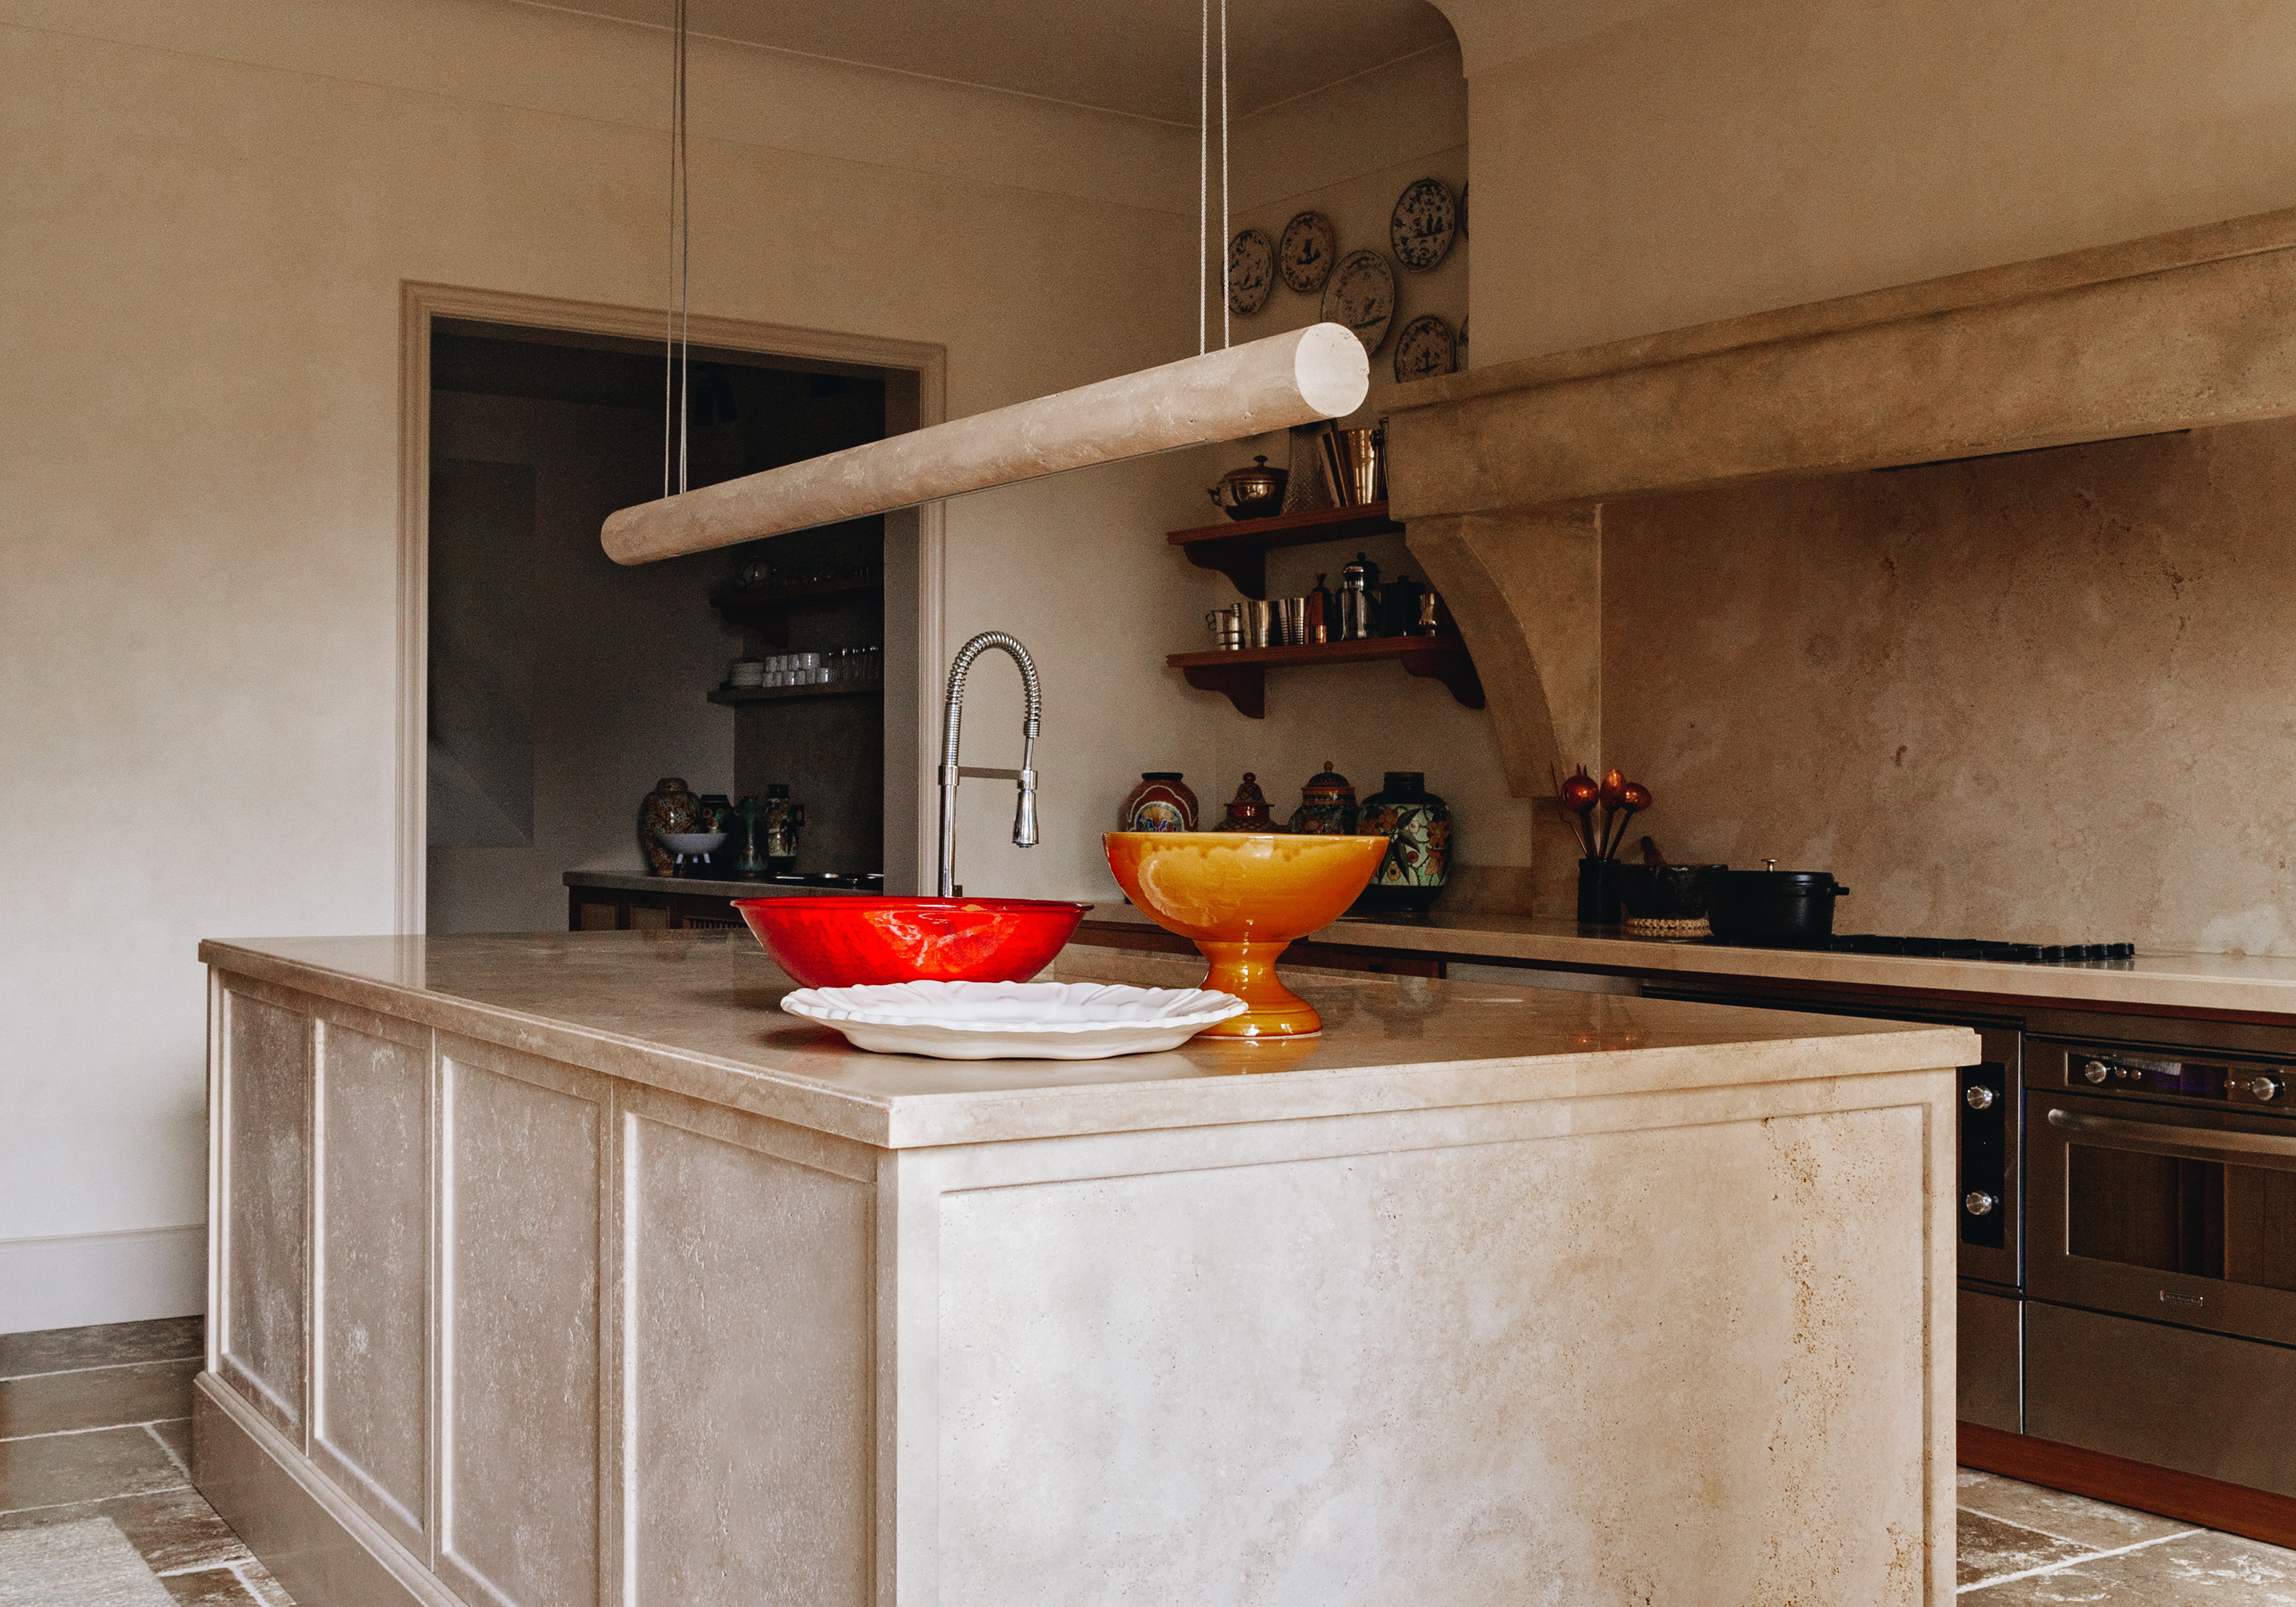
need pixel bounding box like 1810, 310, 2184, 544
1964, 1085, 1998, 1110
2108, 942, 2136, 958
2245, 1075, 2283, 1103
2082, 1059, 2112, 1085
1964, 1191, 2001, 1217
2041, 945, 2067, 961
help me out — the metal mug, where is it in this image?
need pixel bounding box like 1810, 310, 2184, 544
1276, 597, 1307, 646
1241, 598, 1278, 648
1206, 606, 1242, 649
1333, 426, 1385, 506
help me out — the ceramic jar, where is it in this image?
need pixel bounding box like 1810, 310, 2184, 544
1119, 772, 1198, 832
1215, 772, 1278, 832
639, 776, 699, 877
760, 783, 804, 875
1287, 762, 1359, 835
1355, 770, 1450, 913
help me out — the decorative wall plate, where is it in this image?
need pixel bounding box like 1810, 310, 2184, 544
1390, 177, 1458, 273
1319, 249, 1397, 356
1393, 314, 1457, 382
1278, 210, 1338, 293
1228, 228, 1274, 316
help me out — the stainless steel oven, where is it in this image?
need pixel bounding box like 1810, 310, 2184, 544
2024, 1034, 2296, 1495
2028, 1039, 2296, 1339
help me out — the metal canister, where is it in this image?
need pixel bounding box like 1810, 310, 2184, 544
1338, 551, 1379, 640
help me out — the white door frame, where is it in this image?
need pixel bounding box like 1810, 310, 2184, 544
397, 281, 947, 932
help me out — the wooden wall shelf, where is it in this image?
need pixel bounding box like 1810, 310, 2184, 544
708, 578, 882, 646
707, 680, 882, 706
1165, 638, 1483, 719
1166, 502, 1404, 598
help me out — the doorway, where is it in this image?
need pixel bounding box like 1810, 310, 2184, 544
399, 287, 945, 932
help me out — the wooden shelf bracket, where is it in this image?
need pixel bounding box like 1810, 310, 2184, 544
1179, 660, 1265, 719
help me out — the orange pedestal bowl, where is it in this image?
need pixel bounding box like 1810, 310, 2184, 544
1104, 832, 1387, 1038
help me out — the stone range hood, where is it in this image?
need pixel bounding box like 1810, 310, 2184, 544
1385, 205, 2296, 912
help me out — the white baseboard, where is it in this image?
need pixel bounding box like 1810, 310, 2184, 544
0, 1224, 206, 1334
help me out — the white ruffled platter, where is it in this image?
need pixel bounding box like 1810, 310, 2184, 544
780, 980, 1246, 1060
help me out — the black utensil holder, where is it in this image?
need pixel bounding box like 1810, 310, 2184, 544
1577, 858, 1625, 925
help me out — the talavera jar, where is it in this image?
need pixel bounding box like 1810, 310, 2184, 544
1215, 773, 1278, 831
1354, 770, 1450, 913
1287, 762, 1359, 835
1119, 772, 1198, 832
638, 776, 699, 877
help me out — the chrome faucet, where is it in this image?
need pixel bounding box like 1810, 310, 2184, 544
937, 632, 1041, 896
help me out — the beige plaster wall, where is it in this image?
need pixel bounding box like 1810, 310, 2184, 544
1452, 0, 2296, 364
0, 0, 1232, 1271
1602, 419, 2296, 955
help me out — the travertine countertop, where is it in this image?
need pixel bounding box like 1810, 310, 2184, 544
200, 931, 1972, 1149
1083, 904, 2296, 1016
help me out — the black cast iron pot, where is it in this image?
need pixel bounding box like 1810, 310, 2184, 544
1708, 868, 1852, 944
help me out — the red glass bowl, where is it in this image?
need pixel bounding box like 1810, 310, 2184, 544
734, 896, 1092, 988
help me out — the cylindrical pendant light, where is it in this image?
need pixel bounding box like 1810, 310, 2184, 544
602, 322, 1368, 565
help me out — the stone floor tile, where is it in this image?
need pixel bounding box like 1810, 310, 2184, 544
0, 1358, 199, 1438
0, 1486, 251, 1573
2108, 1528, 2296, 1601
1957, 1508, 2101, 1589
1961, 1531, 2296, 1603
0, 1425, 186, 1513
149, 1419, 193, 1471
161, 1565, 266, 1607
237, 1559, 296, 1607
0, 1319, 202, 1381
1957, 1469, 2197, 1551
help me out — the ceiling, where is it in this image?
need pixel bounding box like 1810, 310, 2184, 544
532, 0, 1460, 123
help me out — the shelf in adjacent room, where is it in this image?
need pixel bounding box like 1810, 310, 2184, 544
708, 577, 883, 646
707, 679, 884, 706
1164, 637, 1481, 719
1165, 501, 1405, 598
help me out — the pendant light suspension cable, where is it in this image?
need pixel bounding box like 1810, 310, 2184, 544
1197, 0, 1209, 356
600, 0, 1368, 565
1219, 0, 1230, 350
662, 0, 692, 498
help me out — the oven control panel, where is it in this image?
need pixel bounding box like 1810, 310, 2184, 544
2040, 1045, 2288, 1107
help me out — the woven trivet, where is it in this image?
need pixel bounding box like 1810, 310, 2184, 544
1624, 916, 1710, 937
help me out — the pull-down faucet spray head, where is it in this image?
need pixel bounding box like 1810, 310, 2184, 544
937, 632, 1043, 896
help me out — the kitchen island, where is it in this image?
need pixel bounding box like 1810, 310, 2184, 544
196, 930, 1972, 1607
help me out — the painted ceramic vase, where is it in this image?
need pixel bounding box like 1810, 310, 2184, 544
639, 777, 699, 877
1215, 772, 1278, 832
1120, 772, 1198, 832
1354, 770, 1450, 913
1286, 762, 1360, 835
761, 783, 804, 876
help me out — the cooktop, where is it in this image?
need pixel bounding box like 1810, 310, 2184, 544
1717, 932, 2136, 964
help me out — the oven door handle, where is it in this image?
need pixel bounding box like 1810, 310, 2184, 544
2046, 1107, 2296, 1172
